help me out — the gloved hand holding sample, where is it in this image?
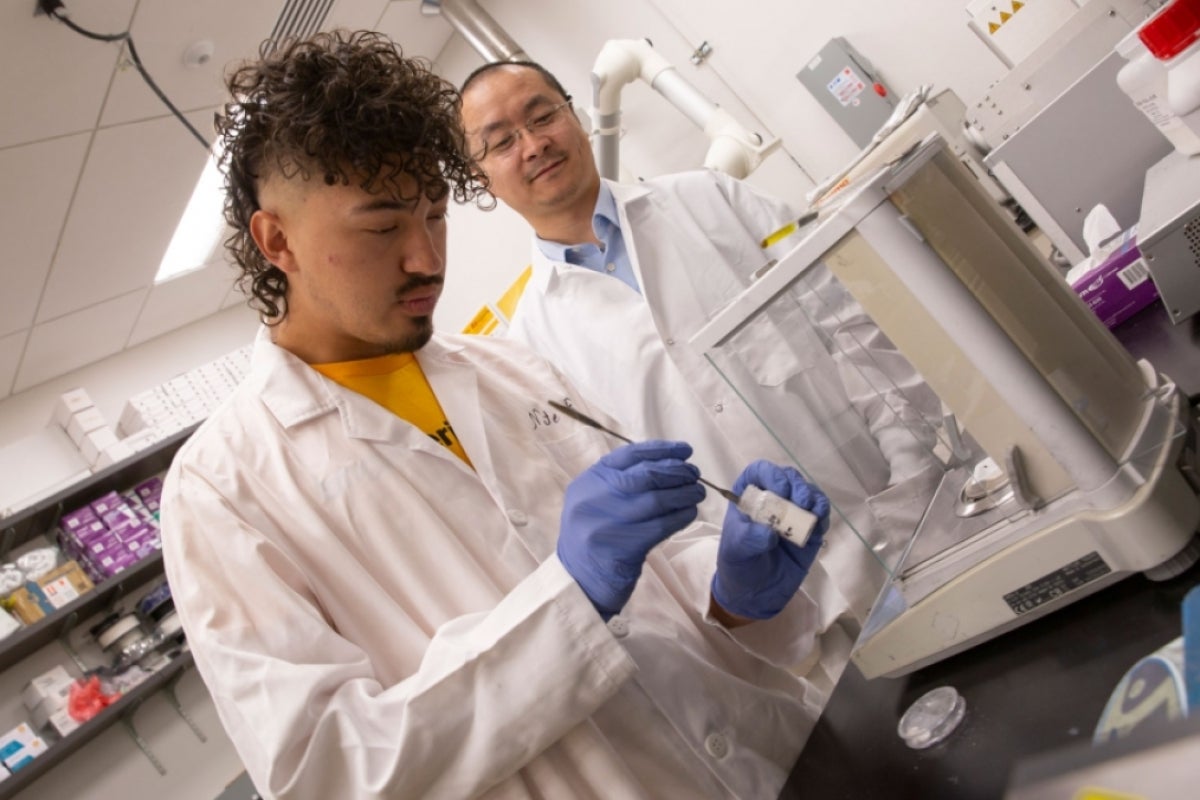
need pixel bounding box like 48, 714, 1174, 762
558, 440, 707, 619
712, 460, 830, 620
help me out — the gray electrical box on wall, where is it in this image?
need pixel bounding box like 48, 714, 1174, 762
797, 37, 896, 148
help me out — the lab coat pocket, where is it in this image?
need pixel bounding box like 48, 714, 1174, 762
531, 426, 609, 481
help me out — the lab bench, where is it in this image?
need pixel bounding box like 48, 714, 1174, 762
780, 557, 1199, 799
1112, 301, 1200, 400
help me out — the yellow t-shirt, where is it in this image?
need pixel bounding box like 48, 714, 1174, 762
312, 353, 472, 467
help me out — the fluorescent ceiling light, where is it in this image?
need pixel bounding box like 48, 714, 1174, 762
155, 145, 225, 283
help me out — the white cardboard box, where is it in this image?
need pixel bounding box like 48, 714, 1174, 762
22, 666, 73, 713
80, 427, 119, 465
65, 407, 108, 446
93, 440, 136, 470
51, 388, 94, 429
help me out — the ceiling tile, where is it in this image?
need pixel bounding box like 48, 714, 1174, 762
36, 108, 217, 324
375, 1, 453, 62
127, 261, 239, 346
0, 0, 136, 148
324, 0, 394, 31
100, 0, 285, 128
16, 289, 148, 392
0, 330, 28, 401
0, 133, 92, 338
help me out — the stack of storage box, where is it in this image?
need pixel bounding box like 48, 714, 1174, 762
56, 478, 163, 585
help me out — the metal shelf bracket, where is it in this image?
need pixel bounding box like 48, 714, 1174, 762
121, 712, 167, 776
56, 612, 88, 673
165, 671, 207, 743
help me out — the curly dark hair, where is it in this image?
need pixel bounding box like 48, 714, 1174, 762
217, 30, 488, 321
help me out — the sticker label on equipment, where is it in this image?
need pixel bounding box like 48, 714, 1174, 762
828, 67, 867, 107
1117, 260, 1150, 290
1003, 552, 1111, 615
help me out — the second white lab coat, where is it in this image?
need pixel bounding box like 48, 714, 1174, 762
162, 330, 825, 800
506, 171, 944, 668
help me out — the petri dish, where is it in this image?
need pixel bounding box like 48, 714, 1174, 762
897, 685, 965, 749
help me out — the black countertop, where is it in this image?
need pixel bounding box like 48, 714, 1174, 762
781, 550, 1200, 799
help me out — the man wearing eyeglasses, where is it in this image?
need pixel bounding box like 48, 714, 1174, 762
460, 59, 945, 705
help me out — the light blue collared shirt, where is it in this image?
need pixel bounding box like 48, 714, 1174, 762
534, 182, 640, 294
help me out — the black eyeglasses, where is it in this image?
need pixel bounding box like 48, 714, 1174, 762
473, 98, 574, 161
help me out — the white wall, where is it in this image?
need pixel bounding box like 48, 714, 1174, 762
433, 0, 1010, 331
0, 305, 259, 513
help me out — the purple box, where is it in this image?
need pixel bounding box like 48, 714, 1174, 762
59, 506, 98, 532
67, 519, 111, 546
131, 531, 161, 553
1070, 233, 1160, 329
101, 505, 139, 531
90, 547, 138, 578
119, 490, 146, 514
75, 553, 103, 583
134, 477, 163, 504
132, 540, 159, 560
86, 532, 121, 556
114, 523, 149, 543
56, 530, 83, 563
89, 491, 125, 518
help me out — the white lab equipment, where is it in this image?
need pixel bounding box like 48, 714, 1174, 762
1117, 23, 1200, 154
966, 0, 1170, 264
691, 134, 1200, 678
965, 0, 1166, 151
1135, 149, 1200, 323
1147, 0, 1200, 139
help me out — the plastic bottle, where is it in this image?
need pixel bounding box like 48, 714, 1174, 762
1116, 26, 1200, 153
1137, 0, 1200, 150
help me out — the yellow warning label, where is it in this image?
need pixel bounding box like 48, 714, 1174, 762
985, 0, 1027, 35
1074, 788, 1146, 800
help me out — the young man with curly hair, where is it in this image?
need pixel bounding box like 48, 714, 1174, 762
161, 30, 833, 800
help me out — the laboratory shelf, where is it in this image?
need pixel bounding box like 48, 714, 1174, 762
0, 423, 198, 670
0, 651, 195, 799
0, 423, 201, 793
0, 423, 198, 555
0, 552, 166, 672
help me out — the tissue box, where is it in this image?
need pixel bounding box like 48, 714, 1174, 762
1069, 232, 1159, 329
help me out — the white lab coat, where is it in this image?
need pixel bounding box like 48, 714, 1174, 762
506, 171, 944, 669
162, 329, 826, 800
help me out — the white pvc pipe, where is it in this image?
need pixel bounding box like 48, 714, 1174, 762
589, 38, 775, 180
648, 69, 717, 129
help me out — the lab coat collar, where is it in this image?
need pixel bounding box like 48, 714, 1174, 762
251, 326, 471, 446
604, 178, 652, 208
527, 179, 652, 295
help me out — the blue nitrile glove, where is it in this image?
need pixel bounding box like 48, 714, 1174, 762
559, 440, 706, 619
711, 460, 831, 620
